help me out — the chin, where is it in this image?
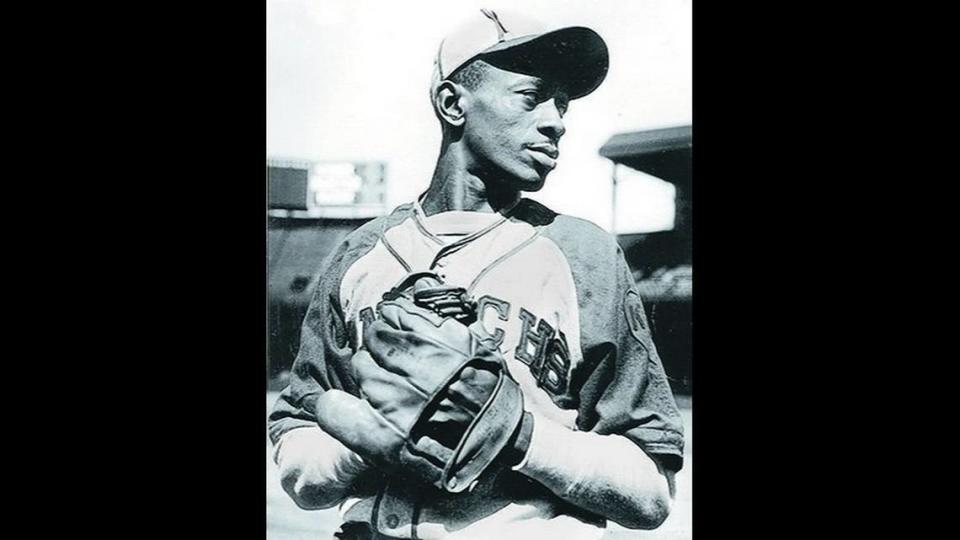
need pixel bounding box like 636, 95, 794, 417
482, 159, 549, 192
513, 161, 552, 190
519, 177, 547, 192
502, 170, 546, 192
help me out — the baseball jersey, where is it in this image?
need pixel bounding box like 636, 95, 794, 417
269, 197, 684, 539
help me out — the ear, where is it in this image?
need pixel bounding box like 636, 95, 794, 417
434, 81, 467, 128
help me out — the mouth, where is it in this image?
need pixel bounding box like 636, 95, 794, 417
525, 143, 559, 160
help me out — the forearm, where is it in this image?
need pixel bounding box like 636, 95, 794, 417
274, 426, 371, 510
514, 414, 673, 529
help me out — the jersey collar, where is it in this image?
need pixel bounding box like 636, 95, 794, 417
412, 196, 521, 243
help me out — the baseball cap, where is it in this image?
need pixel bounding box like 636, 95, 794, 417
434, 8, 609, 100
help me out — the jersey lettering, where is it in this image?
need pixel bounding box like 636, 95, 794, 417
513, 309, 571, 397
350, 299, 571, 397
359, 307, 376, 327
541, 330, 571, 394
477, 295, 510, 349
350, 307, 376, 350
514, 308, 541, 366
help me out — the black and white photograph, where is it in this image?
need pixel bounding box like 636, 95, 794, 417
266, 1, 692, 538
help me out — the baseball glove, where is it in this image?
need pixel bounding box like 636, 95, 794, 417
315, 273, 525, 493
384, 271, 479, 324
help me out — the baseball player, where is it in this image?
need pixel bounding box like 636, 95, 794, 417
269, 9, 685, 540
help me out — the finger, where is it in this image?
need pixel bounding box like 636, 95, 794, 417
363, 321, 426, 364
363, 324, 462, 389
351, 352, 429, 428
436, 305, 467, 317
429, 366, 500, 424
398, 433, 452, 488
430, 397, 475, 425
411, 276, 443, 295
449, 367, 498, 409
347, 349, 372, 382
413, 433, 455, 465
351, 350, 385, 382
459, 365, 498, 389
378, 298, 449, 332
444, 381, 488, 415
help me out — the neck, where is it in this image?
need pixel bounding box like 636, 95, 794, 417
420, 143, 520, 217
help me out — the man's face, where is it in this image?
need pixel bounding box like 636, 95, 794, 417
460, 64, 570, 191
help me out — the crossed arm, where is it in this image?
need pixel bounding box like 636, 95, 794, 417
274, 410, 674, 530
513, 412, 675, 529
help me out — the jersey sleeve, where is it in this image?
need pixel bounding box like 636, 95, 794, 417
267, 234, 364, 446
580, 251, 685, 470
544, 217, 686, 471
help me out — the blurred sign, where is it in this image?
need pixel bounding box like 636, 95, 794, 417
267, 159, 311, 210
267, 159, 387, 219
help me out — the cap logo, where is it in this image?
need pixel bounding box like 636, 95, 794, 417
480, 8, 509, 42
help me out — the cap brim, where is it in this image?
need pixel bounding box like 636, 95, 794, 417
479, 26, 609, 99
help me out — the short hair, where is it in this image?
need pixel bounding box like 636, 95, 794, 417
448, 59, 491, 90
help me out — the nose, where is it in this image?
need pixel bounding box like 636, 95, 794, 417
537, 99, 566, 141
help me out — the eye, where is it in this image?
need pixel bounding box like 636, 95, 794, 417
516, 88, 568, 115
518, 90, 540, 107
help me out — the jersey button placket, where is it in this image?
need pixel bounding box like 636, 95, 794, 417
376, 485, 412, 537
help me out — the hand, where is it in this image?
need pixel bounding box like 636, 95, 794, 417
316, 295, 525, 493
275, 427, 371, 510
315, 349, 456, 473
